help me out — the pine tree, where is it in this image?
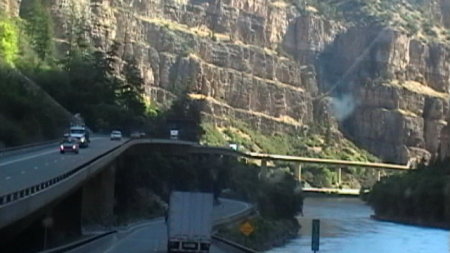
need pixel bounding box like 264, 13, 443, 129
19, 0, 53, 61
122, 56, 146, 116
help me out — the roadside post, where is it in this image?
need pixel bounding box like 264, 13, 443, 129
42, 216, 54, 250
311, 219, 320, 252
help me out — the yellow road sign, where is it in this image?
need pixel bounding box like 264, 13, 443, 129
240, 221, 254, 236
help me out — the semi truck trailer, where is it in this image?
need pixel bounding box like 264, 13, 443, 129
167, 191, 214, 253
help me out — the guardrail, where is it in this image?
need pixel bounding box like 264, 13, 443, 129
211, 201, 258, 253
38, 231, 117, 253
0, 139, 130, 207
212, 203, 256, 230
39, 200, 257, 253
213, 235, 259, 253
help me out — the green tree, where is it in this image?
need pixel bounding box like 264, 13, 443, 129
121, 56, 146, 116
0, 17, 19, 65
19, 0, 54, 61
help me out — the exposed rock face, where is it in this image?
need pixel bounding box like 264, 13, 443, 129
3, 0, 450, 163
319, 26, 450, 163
0, 0, 21, 15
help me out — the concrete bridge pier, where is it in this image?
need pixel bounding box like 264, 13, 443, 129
337, 168, 342, 186
293, 163, 302, 182
81, 162, 116, 227
44, 188, 83, 248
260, 159, 268, 179
0, 188, 84, 252
377, 169, 381, 181
222, 155, 235, 168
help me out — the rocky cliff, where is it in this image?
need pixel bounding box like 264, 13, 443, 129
3, 0, 450, 163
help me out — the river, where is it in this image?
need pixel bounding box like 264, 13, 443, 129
267, 197, 449, 253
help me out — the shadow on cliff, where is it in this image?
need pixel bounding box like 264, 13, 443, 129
317, 25, 397, 158
150, 90, 206, 143
279, 17, 390, 158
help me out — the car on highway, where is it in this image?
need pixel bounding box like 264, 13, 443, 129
110, 130, 122, 141
130, 131, 141, 139
60, 138, 80, 154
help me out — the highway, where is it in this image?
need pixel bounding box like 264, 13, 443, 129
69, 199, 253, 253
0, 136, 410, 199
0, 137, 126, 196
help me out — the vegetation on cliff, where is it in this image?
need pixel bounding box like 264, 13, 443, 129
0, 14, 69, 145
202, 120, 380, 188
0, 3, 153, 146
368, 158, 450, 227
287, 0, 450, 41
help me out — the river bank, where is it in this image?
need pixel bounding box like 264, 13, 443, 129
367, 159, 450, 235
267, 197, 449, 253
371, 214, 450, 230
302, 192, 361, 198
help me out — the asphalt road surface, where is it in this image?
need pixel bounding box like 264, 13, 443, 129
0, 137, 126, 196
102, 199, 252, 253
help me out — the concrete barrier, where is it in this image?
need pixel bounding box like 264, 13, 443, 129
213, 235, 259, 253
38, 231, 118, 253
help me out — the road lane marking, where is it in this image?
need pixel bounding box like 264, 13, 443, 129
0, 137, 105, 166
5, 176, 11, 180
0, 150, 57, 166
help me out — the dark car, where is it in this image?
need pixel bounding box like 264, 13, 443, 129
60, 138, 79, 154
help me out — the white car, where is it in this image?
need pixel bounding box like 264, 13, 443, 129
110, 130, 122, 141
130, 131, 141, 139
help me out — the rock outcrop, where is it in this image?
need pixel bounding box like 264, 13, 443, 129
3, 0, 450, 163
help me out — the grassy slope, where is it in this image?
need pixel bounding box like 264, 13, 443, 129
285, 0, 450, 43
201, 120, 380, 188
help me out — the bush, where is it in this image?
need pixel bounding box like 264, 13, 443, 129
217, 217, 300, 251
368, 158, 450, 224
